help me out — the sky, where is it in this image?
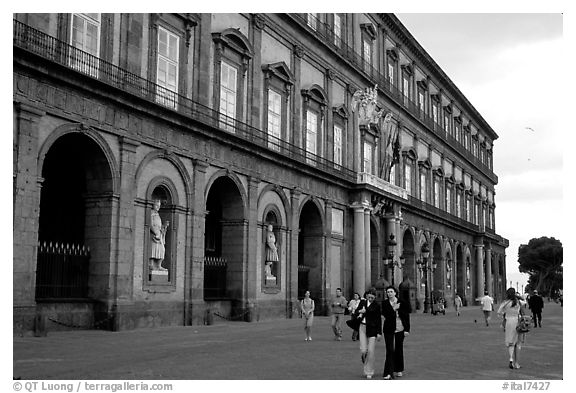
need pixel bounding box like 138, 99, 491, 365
395, 13, 565, 292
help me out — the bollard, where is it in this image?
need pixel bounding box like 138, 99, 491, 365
34, 312, 47, 337
205, 308, 213, 325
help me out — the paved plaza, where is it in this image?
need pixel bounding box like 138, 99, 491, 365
13, 302, 563, 380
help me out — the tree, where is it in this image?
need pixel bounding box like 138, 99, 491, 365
518, 236, 562, 297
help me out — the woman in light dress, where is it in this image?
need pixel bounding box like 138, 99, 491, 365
301, 290, 315, 341
497, 287, 527, 369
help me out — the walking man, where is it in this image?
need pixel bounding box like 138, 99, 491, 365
478, 291, 494, 326
454, 294, 463, 317
528, 290, 544, 327
331, 288, 347, 340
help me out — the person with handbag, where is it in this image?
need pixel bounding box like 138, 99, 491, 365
381, 285, 411, 380
497, 287, 528, 369
347, 293, 361, 341
353, 288, 382, 379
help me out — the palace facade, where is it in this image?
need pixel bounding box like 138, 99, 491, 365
13, 13, 508, 332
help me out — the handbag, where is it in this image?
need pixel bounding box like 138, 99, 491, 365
516, 306, 532, 333
346, 317, 361, 331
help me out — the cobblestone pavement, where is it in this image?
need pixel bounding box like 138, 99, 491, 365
12, 302, 563, 380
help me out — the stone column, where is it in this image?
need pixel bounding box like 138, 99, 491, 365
394, 215, 402, 285
245, 176, 260, 320
13, 103, 44, 321
249, 14, 264, 127
475, 244, 485, 299
288, 188, 301, 317
485, 244, 493, 297
352, 202, 366, 294
385, 215, 396, 284
189, 159, 209, 325
364, 206, 372, 289
324, 199, 333, 295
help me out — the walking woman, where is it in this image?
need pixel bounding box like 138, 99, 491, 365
354, 288, 382, 379
301, 291, 315, 341
497, 287, 527, 369
347, 292, 361, 341
381, 285, 410, 379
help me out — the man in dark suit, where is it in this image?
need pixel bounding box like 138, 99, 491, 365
354, 288, 382, 379
528, 290, 544, 328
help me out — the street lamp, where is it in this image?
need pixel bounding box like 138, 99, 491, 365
382, 234, 400, 284
417, 242, 434, 313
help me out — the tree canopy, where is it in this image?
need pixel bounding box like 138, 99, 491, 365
518, 236, 562, 296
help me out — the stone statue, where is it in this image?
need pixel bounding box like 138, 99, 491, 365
150, 199, 169, 272
265, 224, 278, 282
351, 84, 385, 126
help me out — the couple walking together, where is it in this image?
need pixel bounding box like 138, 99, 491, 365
353, 286, 410, 380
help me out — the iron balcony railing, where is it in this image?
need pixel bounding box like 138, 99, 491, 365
407, 196, 479, 232
13, 19, 355, 183
290, 13, 496, 180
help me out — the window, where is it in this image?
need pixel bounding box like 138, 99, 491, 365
267, 89, 282, 151
434, 179, 440, 208
455, 122, 461, 143
388, 64, 395, 86
432, 103, 439, 125
363, 38, 372, 73
390, 165, 396, 185
363, 142, 373, 174
473, 202, 478, 224
306, 110, 318, 157
334, 125, 343, 166
456, 193, 462, 218
466, 197, 471, 222
418, 91, 425, 113
219, 61, 238, 132
404, 162, 412, 195
446, 187, 452, 213
472, 140, 478, 157
70, 13, 101, 77
333, 14, 342, 46
307, 13, 318, 30
420, 172, 427, 201
444, 113, 450, 135
156, 27, 179, 109
483, 207, 487, 229
487, 151, 493, 169
403, 76, 410, 105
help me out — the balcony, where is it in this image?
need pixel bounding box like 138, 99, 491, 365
13, 20, 356, 184
407, 196, 479, 232
357, 172, 408, 200
289, 13, 497, 183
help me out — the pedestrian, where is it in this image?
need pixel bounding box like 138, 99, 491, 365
478, 291, 494, 326
497, 287, 527, 369
381, 285, 410, 380
528, 290, 544, 328
301, 290, 315, 341
347, 292, 361, 341
330, 288, 347, 341
354, 288, 382, 379
454, 294, 463, 316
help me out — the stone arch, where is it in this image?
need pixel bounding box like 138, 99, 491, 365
257, 183, 291, 225
38, 122, 120, 194
297, 195, 325, 225
204, 169, 248, 217
213, 28, 255, 59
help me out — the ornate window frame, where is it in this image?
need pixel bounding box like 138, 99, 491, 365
418, 158, 432, 202
262, 62, 294, 152
302, 85, 328, 163
332, 105, 349, 167
360, 23, 376, 73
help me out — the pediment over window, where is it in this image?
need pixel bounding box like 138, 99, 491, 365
360, 23, 377, 40
445, 175, 456, 184
431, 93, 441, 103
387, 48, 398, 62
401, 147, 418, 161
418, 158, 432, 169
456, 181, 466, 191
212, 28, 254, 60
332, 105, 350, 119
401, 64, 413, 76
263, 62, 295, 86
301, 84, 328, 108
417, 79, 428, 91
454, 115, 462, 124
443, 104, 453, 114
433, 167, 444, 177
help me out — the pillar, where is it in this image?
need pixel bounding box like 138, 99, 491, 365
352, 202, 366, 294
288, 188, 301, 317
485, 244, 493, 297
364, 206, 372, 289
245, 177, 260, 316
475, 244, 485, 299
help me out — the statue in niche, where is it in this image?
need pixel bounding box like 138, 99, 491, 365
150, 199, 169, 272
265, 224, 279, 283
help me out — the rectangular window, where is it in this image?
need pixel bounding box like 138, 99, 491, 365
70, 13, 101, 77
473, 203, 478, 224
156, 27, 179, 109
307, 13, 317, 30
466, 198, 471, 221
420, 172, 426, 201
483, 208, 487, 229
333, 125, 343, 166
446, 187, 451, 213
363, 142, 373, 174
306, 110, 318, 158
267, 90, 282, 151
434, 180, 440, 208
432, 104, 438, 125
404, 162, 412, 195
456, 194, 462, 218
403, 77, 410, 100
388, 63, 395, 85
390, 165, 396, 185
444, 114, 450, 135
363, 39, 372, 73
418, 91, 425, 113
473, 142, 478, 157
220, 61, 238, 133
333, 14, 342, 46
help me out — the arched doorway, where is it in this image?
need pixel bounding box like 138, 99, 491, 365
401, 229, 416, 311
432, 237, 443, 302
298, 200, 324, 314
36, 132, 114, 301
204, 176, 246, 315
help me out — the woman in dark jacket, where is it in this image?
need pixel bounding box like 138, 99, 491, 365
381, 285, 410, 379
354, 288, 382, 379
